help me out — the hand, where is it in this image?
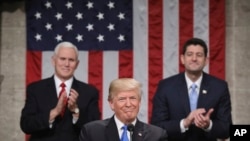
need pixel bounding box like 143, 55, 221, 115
184, 108, 206, 128
67, 88, 79, 112
49, 91, 67, 120
194, 108, 214, 129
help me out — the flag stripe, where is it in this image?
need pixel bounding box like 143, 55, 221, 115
119, 51, 133, 78
88, 51, 103, 118
194, 0, 209, 73
26, 51, 42, 85
163, 0, 179, 78
148, 0, 163, 122
209, 0, 225, 80
179, 0, 194, 72
103, 51, 118, 118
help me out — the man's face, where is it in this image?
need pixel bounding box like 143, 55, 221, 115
109, 90, 141, 124
181, 45, 208, 74
52, 47, 79, 81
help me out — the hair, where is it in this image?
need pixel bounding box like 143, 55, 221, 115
54, 41, 79, 59
182, 38, 208, 57
108, 78, 142, 101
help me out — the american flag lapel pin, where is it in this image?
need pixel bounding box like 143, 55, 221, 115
202, 90, 207, 94
138, 132, 142, 136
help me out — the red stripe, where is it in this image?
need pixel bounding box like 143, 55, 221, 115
88, 51, 103, 119
26, 51, 42, 85
148, 0, 163, 122
119, 50, 133, 78
25, 51, 42, 141
179, 0, 194, 72
209, 0, 225, 80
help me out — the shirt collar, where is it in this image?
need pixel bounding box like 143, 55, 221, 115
54, 75, 73, 96
184, 72, 203, 89
114, 115, 137, 130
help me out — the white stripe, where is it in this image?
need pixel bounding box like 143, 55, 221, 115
42, 51, 54, 79
102, 51, 119, 119
194, 0, 209, 73
133, 0, 148, 123
163, 0, 179, 78
75, 51, 88, 82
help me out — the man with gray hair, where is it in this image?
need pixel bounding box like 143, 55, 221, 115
20, 41, 100, 141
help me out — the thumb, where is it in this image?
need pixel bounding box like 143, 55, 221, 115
205, 108, 214, 118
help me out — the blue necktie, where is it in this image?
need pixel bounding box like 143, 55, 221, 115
121, 125, 129, 141
190, 83, 198, 111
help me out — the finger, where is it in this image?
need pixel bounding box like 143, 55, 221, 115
205, 108, 214, 117
70, 89, 79, 97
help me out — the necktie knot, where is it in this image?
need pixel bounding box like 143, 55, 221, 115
60, 82, 66, 88
191, 83, 197, 91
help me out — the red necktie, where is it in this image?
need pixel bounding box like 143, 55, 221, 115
59, 83, 67, 117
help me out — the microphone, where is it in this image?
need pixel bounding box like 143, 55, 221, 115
127, 124, 134, 141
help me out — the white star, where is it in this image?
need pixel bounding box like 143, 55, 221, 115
107, 1, 115, 9
44, 1, 52, 9
76, 12, 83, 20
86, 1, 94, 9
66, 23, 73, 31
55, 34, 63, 42
97, 12, 104, 20
107, 23, 115, 31
117, 12, 125, 20
45, 23, 52, 30
86, 24, 94, 31
76, 34, 83, 42
35, 12, 41, 19
65, 1, 73, 9
97, 34, 104, 42
55, 13, 63, 20
118, 34, 125, 42
35, 33, 42, 41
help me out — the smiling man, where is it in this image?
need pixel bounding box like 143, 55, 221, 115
79, 78, 168, 141
151, 38, 232, 141
20, 41, 100, 141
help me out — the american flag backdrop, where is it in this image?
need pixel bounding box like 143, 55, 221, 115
25, 0, 225, 128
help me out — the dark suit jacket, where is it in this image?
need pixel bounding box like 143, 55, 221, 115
20, 76, 101, 141
79, 116, 168, 141
151, 72, 232, 141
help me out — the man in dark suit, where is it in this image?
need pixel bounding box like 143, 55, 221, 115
20, 41, 100, 141
151, 38, 232, 141
79, 78, 168, 141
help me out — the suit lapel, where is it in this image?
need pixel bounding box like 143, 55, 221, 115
133, 120, 144, 141
197, 73, 210, 108
105, 117, 120, 141
45, 77, 58, 110
178, 73, 191, 114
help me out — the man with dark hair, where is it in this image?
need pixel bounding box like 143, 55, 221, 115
151, 38, 232, 141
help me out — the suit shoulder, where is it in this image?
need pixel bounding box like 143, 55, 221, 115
74, 79, 98, 90
84, 119, 109, 129
27, 77, 53, 88
204, 73, 228, 85
146, 123, 165, 131
158, 73, 184, 86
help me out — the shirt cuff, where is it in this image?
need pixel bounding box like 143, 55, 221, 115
203, 120, 212, 132
180, 119, 189, 133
